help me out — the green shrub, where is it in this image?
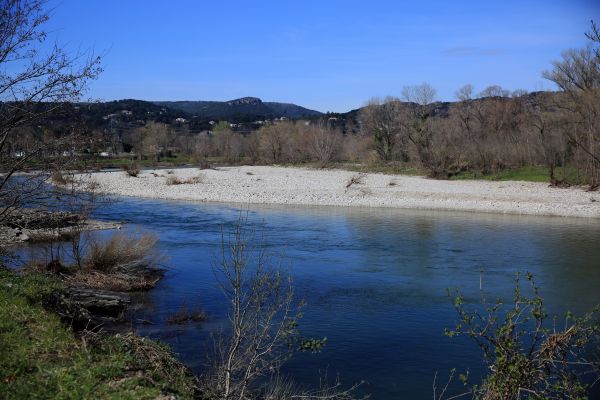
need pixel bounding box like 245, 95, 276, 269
445, 273, 600, 399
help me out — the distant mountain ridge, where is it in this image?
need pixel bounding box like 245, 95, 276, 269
153, 97, 322, 120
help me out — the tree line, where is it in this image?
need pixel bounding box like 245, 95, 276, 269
106, 21, 599, 189
3, 11, 598, 189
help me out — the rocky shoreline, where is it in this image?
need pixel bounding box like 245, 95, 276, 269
83, 166, 600, 219
0, 208, 121, 246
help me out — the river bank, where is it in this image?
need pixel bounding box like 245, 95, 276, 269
0, 269, 198, 399
0, 208, 121, 246
83, 166, 600, 218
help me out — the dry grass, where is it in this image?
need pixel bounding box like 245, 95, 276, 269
165, 173, 204, 185
345, 173, 365, 189
23, 259, 71, 275
84, 180, 100, 191
122, 163, 140, 177
83, 232, 160, 274
51, 170, 73, 185
23, 231, 164, 292
166, 304, 208, 325
186, 174, 204, 184
25, 228, 79, 243
65, 271, 161, 292
194, 160, 212, 170
165, 175, 184, 185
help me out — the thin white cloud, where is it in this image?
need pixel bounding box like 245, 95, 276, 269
442, 46, 504, 56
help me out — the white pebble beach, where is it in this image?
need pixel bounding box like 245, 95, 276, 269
84, 166, 600, 219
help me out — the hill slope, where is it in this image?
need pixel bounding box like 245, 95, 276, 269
154, 97, 321, 121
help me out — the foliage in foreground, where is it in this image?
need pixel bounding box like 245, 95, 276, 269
199, 216, 362, 400
0, 269, 197, 399
444, 273, 600, 400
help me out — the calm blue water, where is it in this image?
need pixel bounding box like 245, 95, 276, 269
88, 197, 600, 399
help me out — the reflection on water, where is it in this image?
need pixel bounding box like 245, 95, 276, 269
82, 198, 600, 399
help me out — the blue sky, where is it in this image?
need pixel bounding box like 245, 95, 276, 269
46, 0, 599, 112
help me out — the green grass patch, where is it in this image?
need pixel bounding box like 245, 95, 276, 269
449, 165, 588, 184
450, 166, 551, 182
498, 166, 552, 182
0, 269, 196, 400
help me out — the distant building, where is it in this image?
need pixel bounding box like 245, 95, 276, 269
175, 117, 187, 123
121, 110, 132, 115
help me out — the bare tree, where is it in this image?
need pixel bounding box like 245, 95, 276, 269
205, 217, 362, 400
307, 122, 341, 168
339, 133, 372, 164
400, 84, 443, 173
193, 133, 215, 162
210, 217, 300, 400
0, 0, 102, 223
452, 91, 529, 175
138, 122, 173, 162
455, 84, 474, 101
586, 19, 600, 58
401, 83, 437, 105
478, 85, 510, 98
543, 20, 600, 188
358, 97, 405, 161
421, 115, 465, 178
215, 129, 243, 163
543, 48, 599, 93
174, 133, 196, 156
511, 89, 528, 98
258, 122, 290, 164
243, 132, 262, 164
525, 94, 570, 186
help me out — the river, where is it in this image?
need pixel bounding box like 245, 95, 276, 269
86, 197, 600, 399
